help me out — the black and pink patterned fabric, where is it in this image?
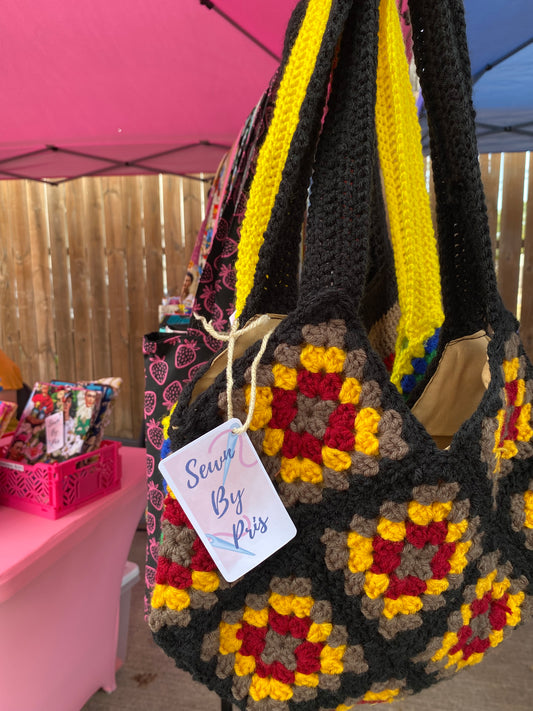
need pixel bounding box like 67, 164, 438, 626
142, 80, 278, 615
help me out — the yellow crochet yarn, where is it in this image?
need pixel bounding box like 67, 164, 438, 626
376, 0, 444, 391
233, 0, 333, 318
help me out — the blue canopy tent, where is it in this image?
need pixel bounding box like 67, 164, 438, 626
423, 0, 533, 153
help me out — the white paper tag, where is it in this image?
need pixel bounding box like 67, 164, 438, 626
0, 460, 24, 472
45, 411, 64, 453
159, 418, 297, 582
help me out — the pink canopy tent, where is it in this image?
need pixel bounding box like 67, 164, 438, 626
2, 1, 529, 183
1, 0, 298, 182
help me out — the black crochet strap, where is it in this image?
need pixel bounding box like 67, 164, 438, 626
409, 0, 507, 337
299, 0, 506, 339
245, 141, 393, 325
240, 3, 308, 323
239, 0, 356, 324
299, 0, 380, 308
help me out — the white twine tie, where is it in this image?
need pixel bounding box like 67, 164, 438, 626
194, 313, 276, 435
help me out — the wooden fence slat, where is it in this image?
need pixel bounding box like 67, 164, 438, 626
102, 176, 134, 439
497, 153, 526, 315
46, 183, 77, 382
520, 160, 533, 359
183, 177, 205, 269
65, 180, 94, 379
26, 182, 57, 380
124, 176, 146, 441
9, 181, 39, 385
0, 183, 22, 364
82, 178, 112, 381
162, 175, 186, 297
479, 153, 501, 254
141, 175, 164, 331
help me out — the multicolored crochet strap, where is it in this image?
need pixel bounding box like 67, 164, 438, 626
375, 0, 443, 395
233, 0, 336, 321
149, 0, 533, 707
233, 0, 442, 369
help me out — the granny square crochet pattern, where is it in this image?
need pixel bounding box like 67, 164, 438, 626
200, 577, 368, 708
322, 481, 481, 640
219, 320, 409, 505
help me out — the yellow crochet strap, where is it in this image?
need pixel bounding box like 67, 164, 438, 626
233, 0, 333, 319
376, 0, 444, 392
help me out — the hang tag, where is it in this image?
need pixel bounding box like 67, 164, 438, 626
159, 418, 297, 582
45, 411, 64, 453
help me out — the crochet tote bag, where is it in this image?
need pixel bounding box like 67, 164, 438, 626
150, 0, 533, 707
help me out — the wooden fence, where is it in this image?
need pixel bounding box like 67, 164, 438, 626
477, 153, 532, 351
424, 153, 532, 351
0, 153, 531, 440
0, 175, 209, 440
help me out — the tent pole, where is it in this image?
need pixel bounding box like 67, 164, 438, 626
199, 0, 281, 62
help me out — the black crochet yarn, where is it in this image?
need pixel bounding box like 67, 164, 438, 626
405, 0, 515, 406
360, 154, 399, 333
409, 0, 508, 343
299, 2, 378, 310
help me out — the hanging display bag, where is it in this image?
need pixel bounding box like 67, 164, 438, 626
142, 80, 281, 614
149, 0, 533, 707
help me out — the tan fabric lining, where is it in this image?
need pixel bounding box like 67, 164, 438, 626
191, 316, 490, 452
411, 330, 490, 449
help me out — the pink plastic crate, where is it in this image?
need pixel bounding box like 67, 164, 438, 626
0, 440, 122, 519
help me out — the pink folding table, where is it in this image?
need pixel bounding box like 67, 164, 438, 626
0, 446, 146, 711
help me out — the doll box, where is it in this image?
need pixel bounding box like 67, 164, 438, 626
0, 439, 121, 519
